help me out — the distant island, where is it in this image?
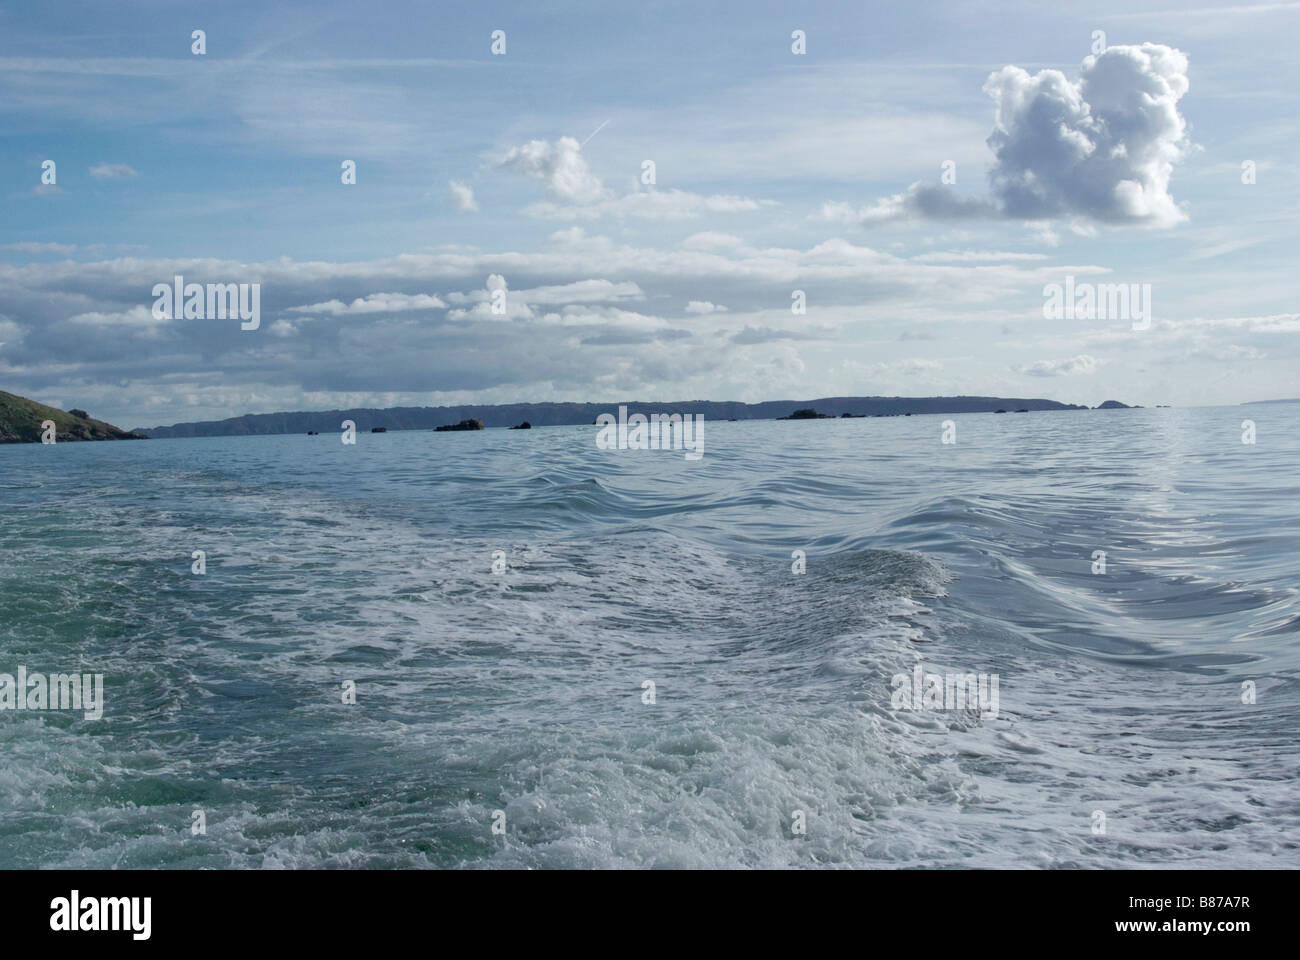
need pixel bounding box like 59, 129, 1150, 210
136, 395, 1110, 438
0, 390, 148, 444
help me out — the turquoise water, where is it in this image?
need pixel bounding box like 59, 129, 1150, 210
1, 405, 1297, 868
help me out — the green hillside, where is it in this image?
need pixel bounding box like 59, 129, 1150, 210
0, 390, 147, 443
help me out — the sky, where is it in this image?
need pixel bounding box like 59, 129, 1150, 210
1, 0, 1297, 429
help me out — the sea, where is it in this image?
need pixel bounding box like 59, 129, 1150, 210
1, 403, 1297, 868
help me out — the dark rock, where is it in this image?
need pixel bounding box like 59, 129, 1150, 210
509, 421, 532, 430
371, 427, 387, 432
779, 408, 828, 420
995, 409, 1006, 414
1095, 400, 1132, 409
435, 419, 484, 432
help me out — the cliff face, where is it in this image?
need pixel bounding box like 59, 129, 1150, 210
0, 391, 148, 443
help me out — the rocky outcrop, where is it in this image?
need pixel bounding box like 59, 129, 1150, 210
509, 421, 532, 430
0, 391, 148, 443
779, 408, 828, 420
435, 419, 484, 432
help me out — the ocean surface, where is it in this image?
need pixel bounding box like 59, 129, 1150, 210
1, 404, 1297, 869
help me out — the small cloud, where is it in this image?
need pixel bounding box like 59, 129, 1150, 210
66, 305, 167, 327
814, 188, 993, 226
499, 138, 766, 221
1016, 354, 1101, 377
911, 250, 1048, 263
731, 325, 824, 345
685, 300, 727, 314
89, 163, 139, 179
445, 274, 534, 322
1, 242, 76, 254
546, 226, 589, 246
445, 278, 641, 307
849, 358, 943, 377
286, 292, 446, 315
448, 179, 478, 212
1189, 343, 1264, 362
499, 136, 608, 204
683, 232, 744, 250
526, 189, 766, 221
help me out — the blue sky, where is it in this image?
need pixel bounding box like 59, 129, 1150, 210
1, 0, 1297, 428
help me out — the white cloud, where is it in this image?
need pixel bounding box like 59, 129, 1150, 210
731, 325, 827, 345
986, 44, 1191, 224
499, 136, 608, 204
815, 189, 992, 226
448, 179, 477, 212
851, 358, 943, 376
66, 304, 167, 327
685, 300, 727, 314
525, 189, 766, 221
1165, 313, 1300, 333
88, 162, 139, 179
683, 232, 745, 250
825, 44, 1191, 228
517, 279, 643, 305
911, 250, 1050, 263
0, 242, 76, 254
443, 278, 643, 307
286, 292, 446, 315
1016, 354, 1101, 376
498, 136, 766, 220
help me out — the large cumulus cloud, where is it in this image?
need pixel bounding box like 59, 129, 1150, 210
822, 43, 1191, 227
985, 42, 1189, 224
